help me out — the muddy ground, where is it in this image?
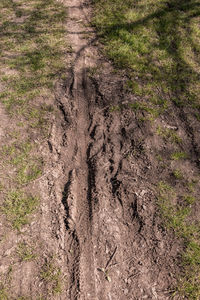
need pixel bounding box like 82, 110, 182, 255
0, 0, 200, 299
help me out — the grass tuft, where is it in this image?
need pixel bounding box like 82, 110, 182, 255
2, 190, 39, 230
40, 257, 63, 295
0, 284, 8, 300
172, 169, 184, 180
156, 126, 182, 144
171, 151, 188, 160
0, 141, 43, 185
17, 242, 36, 262
0, 0, 67, 234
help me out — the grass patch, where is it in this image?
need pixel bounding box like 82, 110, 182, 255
171, 151, 188, 160
2, 190, 39, 230
109, 101, 166, 120
40, 257, 63, 295
0, 140, 43, 185
0, 0, 68, 120
0, 0, 67, 232
129, 101, 161, 120
92, 0, 200, 114
172, 169, 184, 180
156, 126, 182, 144
156, 154, 163, 162
0, 285, 8, 300
109, 105, 121, 112
158, 181, 200, 299
17, 242, 36, 262
184, 195, 196, 205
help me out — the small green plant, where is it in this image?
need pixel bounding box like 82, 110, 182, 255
187, 180, 198, 193
87, 66, 98, 77
109, 105, 121, 112
2, 190, 39, 230
173, 169, 184, 180
156, 154, 163, 161
158, 181, 174, 193
129, 102, 160, 119
184, 195, 196, 205
17, 242, 36, 262
156, 126, 182, 144
97, 268, 111, 282
171, 152, 188, 160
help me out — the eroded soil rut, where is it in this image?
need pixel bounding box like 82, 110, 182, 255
51, 0, 179, 299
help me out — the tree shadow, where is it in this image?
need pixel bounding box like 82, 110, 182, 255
98, 0, 200, 107
0, 0, 68, 111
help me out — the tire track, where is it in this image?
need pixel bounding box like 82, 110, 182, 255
58, 0, 182, 299
59, 1, 98, 298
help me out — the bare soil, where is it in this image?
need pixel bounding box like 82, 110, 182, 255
1, 0, 200, 299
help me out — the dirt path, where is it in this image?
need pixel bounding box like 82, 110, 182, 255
51, 0, 180, 299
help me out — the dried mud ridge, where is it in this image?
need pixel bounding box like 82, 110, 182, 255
46, 0, 188, 299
